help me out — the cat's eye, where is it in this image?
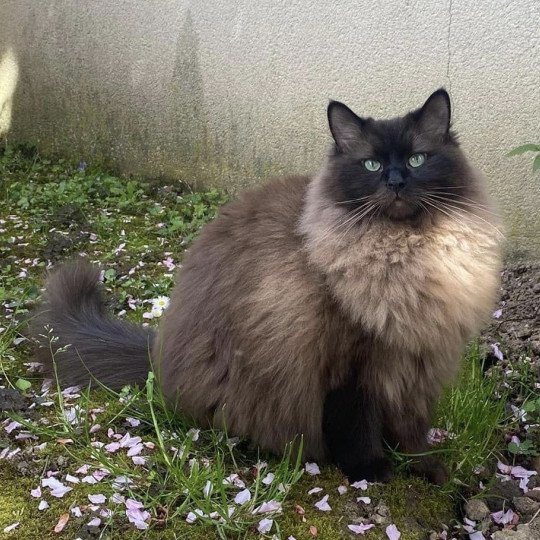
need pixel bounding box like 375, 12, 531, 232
363, 159, 381, 172
408, 153, 426, 168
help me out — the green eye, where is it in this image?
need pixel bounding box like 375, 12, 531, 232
364, 159, 381, 172
408, 153, 426, 168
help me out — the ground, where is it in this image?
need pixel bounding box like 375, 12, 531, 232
0, 145, 539, 539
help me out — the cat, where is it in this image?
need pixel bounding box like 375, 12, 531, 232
30, 89, 503, 484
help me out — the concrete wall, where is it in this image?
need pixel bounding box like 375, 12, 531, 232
0, 0, 538, 257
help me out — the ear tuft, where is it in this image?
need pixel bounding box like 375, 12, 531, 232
327, 101, 365, 153
414, 89, 451, 138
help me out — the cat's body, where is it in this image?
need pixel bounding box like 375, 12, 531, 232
31, 90, 503, 483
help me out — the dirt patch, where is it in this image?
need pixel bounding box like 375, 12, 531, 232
0, 388, 27, 412
482, 263, 540, 366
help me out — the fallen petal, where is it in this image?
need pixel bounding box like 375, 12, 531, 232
386, 524, 401, 540
54, 513, 70, 533
257, 518, 273, 534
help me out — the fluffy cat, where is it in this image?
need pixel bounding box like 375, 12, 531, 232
31, 89, 503, 483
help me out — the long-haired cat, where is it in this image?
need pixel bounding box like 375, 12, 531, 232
31, 89, 503, 483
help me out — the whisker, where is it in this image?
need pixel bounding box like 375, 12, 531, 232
425, 193, 497, 215
423, 197, 503, 237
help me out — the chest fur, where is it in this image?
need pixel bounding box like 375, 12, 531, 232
309, 220, 501, 359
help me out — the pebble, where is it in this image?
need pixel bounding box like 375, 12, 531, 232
513, 497, 540, 516
492, 525, 539, 540
464, 499, 491, 521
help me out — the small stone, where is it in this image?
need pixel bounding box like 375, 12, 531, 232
513, 497, 540, 516
0, 388, 27, 411
532, 283, 540, 293
464, 499, 491, 521
492, 526, 537, 540
526, 491, 540, 502
370, 501, 391, 526
516, 327, 532, 339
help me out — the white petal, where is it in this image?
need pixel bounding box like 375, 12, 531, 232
386, 524, 401, 540
234, 489, 251, 505
257, 518, 273, 534
305, 462, 321, 475
314, 495, 332, 512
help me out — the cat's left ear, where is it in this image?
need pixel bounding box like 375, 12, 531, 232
414, 89, 451, 138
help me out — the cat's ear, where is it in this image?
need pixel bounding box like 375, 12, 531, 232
414, 89, 451, 138
327, 101, 366, 153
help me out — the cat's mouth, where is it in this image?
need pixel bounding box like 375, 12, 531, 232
383, 194, 421, 220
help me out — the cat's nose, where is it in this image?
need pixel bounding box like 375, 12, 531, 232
386, 169, 406, 194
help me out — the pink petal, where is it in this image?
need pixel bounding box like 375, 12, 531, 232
92, 469, 110, 481
305, 462, 321, 475
87, 517, 101, 527
5, 421, 22, 434
308, 487, 323, 495
234, 489, 251, 505
104, 442, 120, 453
71, 506, 83, 517
386, 524, 401, 540
125, 498, 145, 511
38, 500, 49, 511
132, 456, 147, 465
349, 523, 375, 535
490, 343, 503, 361
338, 485, 348, 495
127, 443, 143, 457
314, 495, 332, 512
351, 480, 369, 490
88, 494, 106, 504
110, 493, 125, 504
186, 511, 198, 524
491, 509, 517, 525
254, 500, 282, 514
357, 497, 371, 504
30, 486, 41, 498
65, 474, 80, 484
51, 485, 73, 498
82, 475, 98, 484
262, 473, 275, 485
257, 518, 273, 534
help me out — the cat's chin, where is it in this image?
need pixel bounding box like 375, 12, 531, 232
382, 197, 421, 221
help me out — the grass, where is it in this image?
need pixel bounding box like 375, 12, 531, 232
0, 144, 533, 539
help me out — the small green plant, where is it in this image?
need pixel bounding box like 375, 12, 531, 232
507, 143, 540, 172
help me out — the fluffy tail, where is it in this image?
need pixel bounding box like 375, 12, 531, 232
29, 259, 154, 390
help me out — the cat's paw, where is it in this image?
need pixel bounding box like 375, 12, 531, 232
410, 456, 448, 485
345, 457, 394, 483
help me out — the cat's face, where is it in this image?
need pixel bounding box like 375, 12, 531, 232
325, 89, 472, 222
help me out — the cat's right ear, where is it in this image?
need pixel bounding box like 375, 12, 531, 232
327, 101, 365, 154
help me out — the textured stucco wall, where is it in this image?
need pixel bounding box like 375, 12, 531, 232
0, 0, 539, 257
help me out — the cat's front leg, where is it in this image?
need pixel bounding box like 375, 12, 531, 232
383, 404, 448, 485
322, 381, 392, 482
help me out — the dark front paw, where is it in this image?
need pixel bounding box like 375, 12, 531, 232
410, 456, 448, 485
343, 457, 394, 483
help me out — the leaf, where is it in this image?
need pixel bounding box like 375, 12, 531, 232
54, 513, 70, 533
533, 154, 540, 172
507, 143, 540, 156
15, 378, 32, 392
